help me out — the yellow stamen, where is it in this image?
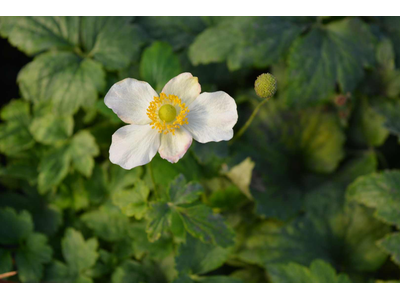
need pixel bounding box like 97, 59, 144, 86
146, 93, 189, 135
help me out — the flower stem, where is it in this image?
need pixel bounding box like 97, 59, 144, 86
148, 161, 159, 200
229, 98, 269, 145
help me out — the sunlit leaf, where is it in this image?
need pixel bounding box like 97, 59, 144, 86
18, 51, 105, 115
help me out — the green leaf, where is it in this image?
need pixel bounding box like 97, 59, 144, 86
0, 249, 13, 274
137, 16, 206, 51
38, 144, 71, 194
112, 179, 149, 219
206, 181, 245, 211
37, 130, 99, 193
0, 16, 79, 55
175, 273, 242, 283
18, 51, 106, 115
268, 260, 351, 283
0, 208, 33, 245
176, 235, 231, 275
146, 202, 171, 242
151, 154, 202, 193
107, 163, 143, 195
237, 188, 390, 274
0, 190, 62, 236
45, 260, 77, 283
0, 17, 144, 71
15, 233, 52, 282
54, 174, 91, 210
140, 41, 181, 91
111, 260, 149, 283
346, 170, 400, 227
29, 103, 74, 145
245, 103, 345, 220
378, 17, 400, 68
81, 203, 130, 242
0, 100, 34, 156
378, 233, 400, 266
348, 98, 389, 147
285, 18, 376, 107
80, 17, 145, 71
61, 228, 99, 274
70, 130, 99, 177
189, 17, 311, 71
167, 174, 203, 204
370, 98, 400, 137
130, 222, 174, 260
146, 175, 234, 247
175, 203, 235, 248
376, 38, 395, 71
225, 157, 255, 199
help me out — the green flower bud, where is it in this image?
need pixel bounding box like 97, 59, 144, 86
254, 73, 277, 99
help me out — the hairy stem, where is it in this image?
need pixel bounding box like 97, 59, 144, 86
229, 98, 269, 145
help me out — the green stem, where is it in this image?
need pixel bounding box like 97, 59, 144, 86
229, 98, 269, 145
148, 161, 159, 200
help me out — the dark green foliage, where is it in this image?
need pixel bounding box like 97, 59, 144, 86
1, 16, 400, 283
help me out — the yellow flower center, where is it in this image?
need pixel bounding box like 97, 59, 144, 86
158, 104, 176, 122
146, 93, 189, 135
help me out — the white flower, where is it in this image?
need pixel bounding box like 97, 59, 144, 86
104, 72, 238, 169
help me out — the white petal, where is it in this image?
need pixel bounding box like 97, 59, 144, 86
184, 92, 238, 143
158, 127, 193, 163
162, 72, 201, 106
104, 78, 158, 125
109, 124, 161, 169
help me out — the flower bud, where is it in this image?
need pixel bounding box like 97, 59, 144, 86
254, 73, 277, 99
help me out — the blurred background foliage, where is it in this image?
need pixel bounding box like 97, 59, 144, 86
0, 16, 400, 283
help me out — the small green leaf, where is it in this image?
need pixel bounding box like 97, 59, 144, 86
140, 41, 181, 91
107, 163, 143, 195
130, 222, 174, 260
0, 249, 13, 274
61, 228, 99, 274
0, 100, 34, 156
167, 174, 203, 204
378, 233, 400, 266
18, 51, 106, 115
376, 38, 395, 71
346, 170, 400, 227
137, 16, 206, 51
146, 175, 234, 247
176, 235, 231, 275
348, 98, 389, 147
111, 260, 149, 283
38, 144, 71, 194
81, 203, 130, 242
112, 179, 149, 219
175, 203, 235, 248
0, 208, 33, 245
146, 202, 171, 242
45, 260, 76, 283
15, 233, 52, 283
268, 260, 351, 283
70, 130, 99, 177
370, 98, 400, 137
0, 191, 62, 236
29, 103, 74, 145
